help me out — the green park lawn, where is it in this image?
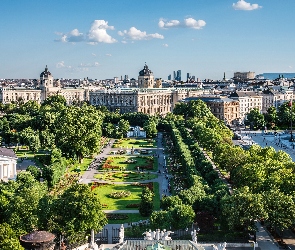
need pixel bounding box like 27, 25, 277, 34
113, 138, 156, 149
94, 171, 158, 182
92, 182, 160, 211
103, 156, 156, 171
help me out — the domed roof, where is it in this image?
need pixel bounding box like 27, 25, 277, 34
20, 231, 55, 243
139, 63, 153, 76
40, 65, 52, 78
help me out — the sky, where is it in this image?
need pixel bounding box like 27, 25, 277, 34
1, 0, 295, 80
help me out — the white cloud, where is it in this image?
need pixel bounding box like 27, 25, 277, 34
106, 54, 112, 57
78, 62, 100, 67
163, 44, 168, 47
118, 27, 164, 40
54, 29, 84, 43
88, 20, 117, 44
158, 18, 206, 30
92, 53, 96, 57
232, 0, 262, 10
56, 61, 72, 69
121, 40, 127, 44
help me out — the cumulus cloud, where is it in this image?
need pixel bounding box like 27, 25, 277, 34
118, 27, 164, 40
163, 44, 168, 47
106, 54, 112, 56
158, 18, 206, 30
54, 29, 84, 43
88, 20, 117, 44
232, 0, 262, 10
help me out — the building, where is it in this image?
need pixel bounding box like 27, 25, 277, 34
234, 71, 255, 81
0, 147, 17, 181
230, 91, 263, 121
182, 95, 240, 125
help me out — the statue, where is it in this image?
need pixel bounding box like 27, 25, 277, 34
191, 229, 197, 243
212, 245, 218, 250
143, 230, 153, 240
155, 229, 160, 240
119, 224, 124, 243
163, 230, 173, 240
218, 242, 227, 250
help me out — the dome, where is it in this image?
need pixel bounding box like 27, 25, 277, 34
20, 231, 55, 243
139, 63, 153, 76
40, 65, 52, 78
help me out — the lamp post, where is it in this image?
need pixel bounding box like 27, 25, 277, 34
249, 240, 255, 250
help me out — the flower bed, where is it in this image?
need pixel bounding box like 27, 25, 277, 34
126, 203, 140, 208
108, 191, 131, 199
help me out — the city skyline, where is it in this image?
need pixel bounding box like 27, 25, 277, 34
1, 0, 295, 80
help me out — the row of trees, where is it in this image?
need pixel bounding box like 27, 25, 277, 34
246, 102, 295, 129
175, 100, 295, 232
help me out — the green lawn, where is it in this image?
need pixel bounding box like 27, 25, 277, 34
93, 184, 143, 210
94, 171, 158, 182
113, 138, 156, 148
68, 157, 94, 174
92, 183, 160, 210
103, 156, 155, 171
15, 149, 47, 168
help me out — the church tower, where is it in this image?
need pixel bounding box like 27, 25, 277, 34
39, 65, 54, 101
138, 63, 155, 88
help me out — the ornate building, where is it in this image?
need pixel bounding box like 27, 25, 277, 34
0, 64, 205, 116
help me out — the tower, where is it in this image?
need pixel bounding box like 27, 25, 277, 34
40, 65, 54, 101
138, 63, 155, 88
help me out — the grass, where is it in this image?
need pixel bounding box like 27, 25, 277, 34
92, 184, 144, 210
113, 138, 156, 148
92, 183, 160, 210
103, 156, 155, 171
15, 149, 47, 168
94, 171, 158, 182
67, 157, 93, 174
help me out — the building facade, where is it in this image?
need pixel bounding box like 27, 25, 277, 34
234, 71, 255, 80
0, 148, 17, 181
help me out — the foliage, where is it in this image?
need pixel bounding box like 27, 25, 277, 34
26, 165, 41, 180
221, 187, 266, 231
139, 187, 154, 217
54, 103, 104, 160
170, 204, 195, 230
245, 108, 265, 129
150, 211, 172, 230
0, 223, 24, 250
49, 183, 107, 242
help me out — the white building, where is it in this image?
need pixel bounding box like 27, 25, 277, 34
230, 91, 263, 121
0, 148, 17, 181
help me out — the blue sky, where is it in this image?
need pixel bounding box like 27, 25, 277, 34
1, 0, 295, 80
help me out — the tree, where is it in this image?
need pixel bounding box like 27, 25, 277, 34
139, 187, 154, 217
170, 204, 195, 230
26, 165, 41, 180
19, 127, 41, 153
263, 190, 295, 231
245, 108, 265, 130
265, 106, 278, 128
0, 223, 24, 250
221, 187, 266, 231
49, 183, 107, 243
161, 195, 183, 210
4, 172, 47, 235
54, 104, 104, 161
144, 119, 158, 138
116, 119, 130, 138
277, 101, 294, 127
150, 211, 171, 230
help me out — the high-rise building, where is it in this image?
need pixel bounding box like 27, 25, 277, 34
168, 74, 171, 80
187, 73, 191, 82
176, 70, 181, 81
173, 71, 177, 81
